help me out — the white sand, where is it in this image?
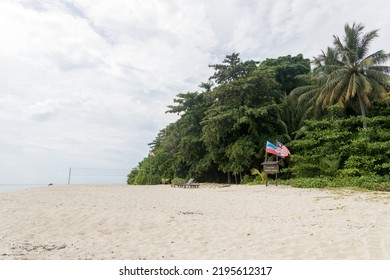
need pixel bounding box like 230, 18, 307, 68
1, 184, 390, 260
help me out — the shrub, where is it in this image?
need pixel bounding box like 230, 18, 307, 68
289, 116, 390, 178
241, 174, 253, 184
240, 168, 267, 184
343, 155, 377, 176
161, 178, 171, 184
127, 167, 139, 184
319, 158, 340, 176
283, 175, 390, 191
171, 177, 187, 185
251, 168, 266, 183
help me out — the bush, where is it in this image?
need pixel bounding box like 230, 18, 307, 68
342, 155, 377, 176
241, 174, 253, 184
250, 168, 266, 184
319, 158, 340, 176
282, 177, 329, 189
134, 172, 161, 185
171, 177, 187, 185
161, 178, 171, 184
289, 116, 390, 178
283, 175, 390, 191
127, 167, 139, 184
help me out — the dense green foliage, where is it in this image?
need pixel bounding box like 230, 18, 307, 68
283, 176, 390, 191
128, 22, 390, 190
288, 114, 390, 178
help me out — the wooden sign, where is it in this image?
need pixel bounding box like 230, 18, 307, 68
261, 161, 279, 187
261, 161, 279, 174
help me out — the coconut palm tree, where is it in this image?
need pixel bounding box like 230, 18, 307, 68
294, 23, 390, 128
291, 47, 343, 120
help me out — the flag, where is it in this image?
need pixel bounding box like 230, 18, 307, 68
266, 141, 279, 155
276, 141, 291, 158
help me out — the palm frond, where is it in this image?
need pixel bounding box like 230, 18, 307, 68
369, 65, 390, 74
365, 69, 390, 84
358, 29, 379, 59
361, 50, 390, 66
345, 73, 357, 101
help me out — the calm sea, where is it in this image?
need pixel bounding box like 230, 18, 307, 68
0, 184, 49, 193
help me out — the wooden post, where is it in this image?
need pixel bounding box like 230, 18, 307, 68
262, 161, 279, 187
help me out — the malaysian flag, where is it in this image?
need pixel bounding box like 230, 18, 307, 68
276, 141, 291, 158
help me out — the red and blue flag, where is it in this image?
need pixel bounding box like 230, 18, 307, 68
266, 141, 291, 158
266, 141, 279, 155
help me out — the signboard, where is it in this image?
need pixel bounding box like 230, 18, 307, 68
261, 161, 279, 174
261, 161, 279, 187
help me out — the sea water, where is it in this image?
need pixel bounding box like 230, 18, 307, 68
0, 184, 48, 193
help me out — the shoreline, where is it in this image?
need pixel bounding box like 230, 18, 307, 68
0, 184, 50, 193
1, 184, 390, 259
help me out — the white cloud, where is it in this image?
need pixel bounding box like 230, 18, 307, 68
0, 0, 389, 185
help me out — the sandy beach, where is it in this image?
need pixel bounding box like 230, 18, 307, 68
1, 184, 390, 260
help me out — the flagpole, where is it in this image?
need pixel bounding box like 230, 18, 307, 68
276, 154, 278, 187
264, 141, 267, 186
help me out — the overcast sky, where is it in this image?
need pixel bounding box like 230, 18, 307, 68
1, 0, 389, 185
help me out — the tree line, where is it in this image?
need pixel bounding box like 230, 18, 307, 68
127, 23, 390, 189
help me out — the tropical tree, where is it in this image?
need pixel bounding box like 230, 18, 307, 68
202, 67, 287, 182
293, 23, 390, 128
259, 54, 311, 138
208, 52, 258, 85
259, 54, 311, 95
165, 90, 214, 179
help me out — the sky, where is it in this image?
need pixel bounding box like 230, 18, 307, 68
0, 0, 389, 185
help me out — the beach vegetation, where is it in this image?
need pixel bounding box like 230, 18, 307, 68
127, 22, 389, 191
283, 175, 390, 191
288, 115, 390, 178
241, 168, 266, 184
319, 158, 340, 177
161, 178, 171, 184
291, 23, 390, 129
171, 177, 187, 185
127, 167, 138, 185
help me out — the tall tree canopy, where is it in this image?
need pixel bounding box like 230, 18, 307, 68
259, 54, 311, 95
208, 52, 258, 85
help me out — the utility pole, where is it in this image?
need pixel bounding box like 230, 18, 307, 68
68, 167, 72, 185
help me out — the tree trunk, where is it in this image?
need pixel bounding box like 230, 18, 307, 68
227, 172, 231, 184
357, 94, 368, 129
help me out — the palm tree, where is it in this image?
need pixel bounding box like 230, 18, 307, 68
291, 47, 343, 120
294, 23, 390, 128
